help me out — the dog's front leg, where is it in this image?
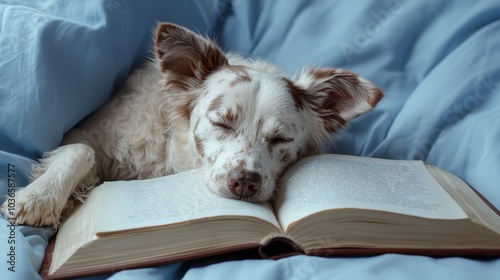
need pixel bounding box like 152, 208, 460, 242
1, 143, 97, 228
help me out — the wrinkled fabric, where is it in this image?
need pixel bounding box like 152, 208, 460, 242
1, 1, 499, 279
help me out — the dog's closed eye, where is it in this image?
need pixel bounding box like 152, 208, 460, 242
265, 135, 293, 147
210, 120, 234, 132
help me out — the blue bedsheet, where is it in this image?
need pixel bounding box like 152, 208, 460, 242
1, 0, 499, 279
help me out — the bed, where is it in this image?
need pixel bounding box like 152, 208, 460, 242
1, 0, 499, 279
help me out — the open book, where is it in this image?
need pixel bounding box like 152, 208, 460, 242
41, 154, 500, 279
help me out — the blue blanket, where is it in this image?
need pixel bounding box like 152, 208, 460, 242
1, 0, 499, 279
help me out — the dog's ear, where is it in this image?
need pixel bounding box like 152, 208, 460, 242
294, 68, 383, 133
155, 23, 228, 88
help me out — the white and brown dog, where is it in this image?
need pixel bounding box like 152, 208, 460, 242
1, 23, 383, 227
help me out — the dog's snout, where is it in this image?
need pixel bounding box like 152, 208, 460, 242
227, 170, 261, 199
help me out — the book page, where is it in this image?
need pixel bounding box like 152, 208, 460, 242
95, 169, 279, 233
276, 154, 467, 231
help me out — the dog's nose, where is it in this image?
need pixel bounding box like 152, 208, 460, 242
227, 170, 261, 199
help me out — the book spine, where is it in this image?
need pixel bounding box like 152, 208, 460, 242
259, 236, 304, 259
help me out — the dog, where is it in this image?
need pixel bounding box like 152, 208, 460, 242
1, 23, 383, 228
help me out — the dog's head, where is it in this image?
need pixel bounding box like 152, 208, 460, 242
155, 23, 383, 203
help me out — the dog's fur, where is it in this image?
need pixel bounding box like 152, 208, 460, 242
1, 23, 383, 228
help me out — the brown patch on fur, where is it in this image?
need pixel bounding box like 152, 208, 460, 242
311, 68, 336, 79
290, 69, 384, 136
322, 114, 346, 133
194, 136, 204, 157
156, 23, 228, 88
175, 97, 194, 121
369, 87, 384, 107
230, 75, 252, 87
313, 69, 361, 96
312, 69, 361, 110
304, 68, 375, 133
257, 118, 264, 132
208, 95, 224, 112
226, 65, 248, 75
283, 78, 308, 110
313, 69, 361, 132
164, 79, 190, 92
219, 109, 238, 127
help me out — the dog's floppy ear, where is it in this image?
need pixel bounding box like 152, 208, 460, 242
155, 23, 228, 88
295, 68, 383, 133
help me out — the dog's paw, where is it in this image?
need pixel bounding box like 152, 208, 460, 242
1, 187, 63, 228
